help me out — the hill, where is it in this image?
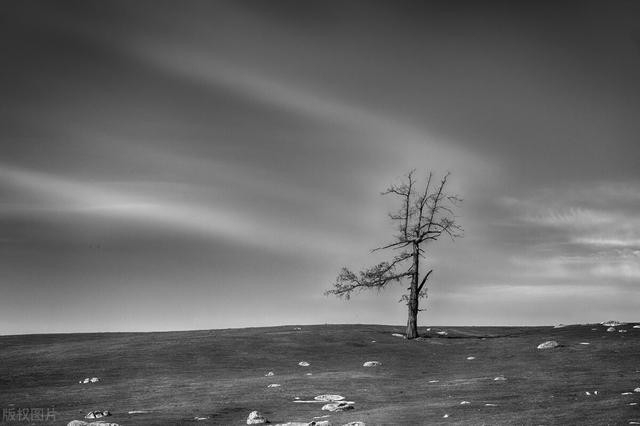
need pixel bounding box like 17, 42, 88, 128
1, 324, 639, 425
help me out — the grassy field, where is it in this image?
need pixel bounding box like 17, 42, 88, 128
1, 323, 639, 425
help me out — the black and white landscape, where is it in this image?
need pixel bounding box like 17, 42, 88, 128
1, 1, 639, 425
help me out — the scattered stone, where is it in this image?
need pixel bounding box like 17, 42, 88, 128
83, 378, 90, 384
314, 395, 345, 402
635, 387, 640, 392
363, 361, 382, 367
594, 390, 599, 395
428, 380, 440, 383
579, 342, 590, 345
293, 327, 302, 331
460, 401, 470, 405
494, 376, 506, 381
619, 329, 628, 333
537, 341, 559, 350
247, 411, 268, 424
85, 411, 110, 419
443, 414, 449, 418
322, 402, 354, 412
194, 417, 208, 421
484, 403, 498, 407
601, 320, 625, 327
298, 361, 310, 367
391, 333, 404, 338
585, 391, 591, 396
466, 356, 475, 360
267, 384, 281, 388
90, 377, 99, 383
436, 331, 448, 336
622, 392, 633, 395
607, 327, 616, 332
265, 371, 275, 377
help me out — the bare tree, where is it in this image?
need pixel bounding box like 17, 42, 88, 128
326, 170, 462, 339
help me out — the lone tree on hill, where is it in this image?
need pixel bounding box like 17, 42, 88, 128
326, 170, 462, 339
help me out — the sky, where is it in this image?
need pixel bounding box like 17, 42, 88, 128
1, 1, 639, 334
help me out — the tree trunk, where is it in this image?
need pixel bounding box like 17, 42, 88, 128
406, 242, 419, 339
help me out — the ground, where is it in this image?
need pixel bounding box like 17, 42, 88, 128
1, 324, 639, 425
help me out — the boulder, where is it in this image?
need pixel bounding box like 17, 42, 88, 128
314, 394, 345, 402
606, 327, 616, 332
537, 341, 559, 349
494, 376, 506, 381
298, 361, 310, 367
362, 361, 382, 367
267, 384, 281, 388
247, 410, 269, 424
265, 371, 275, 376
634, 387, 640, 393
321, 402, 354, 412
553, 324, 566, 328
436, 331, 448, 336
391, 333, 404, 338
90, 377, 100, 383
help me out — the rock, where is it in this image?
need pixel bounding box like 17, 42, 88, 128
485, 403, 498, 406
601, 320, 625, 326
85, 411, 110, 419
314, 394, 345, 401
494, 376, 506, 381
585, 391, 591, 396
194, 417, 208, 421
607, 327, 616, 332
553, 324, 566, 328
313, 422, 331, 426
634, 387, 640, 392
579, 342, 590, 345
443, 414, 449, 418
619, 329, 628, 333
370, 340, 376, 343
363, 361, 382, 367
68, 422, 119, 426
634, 325, 640, 329
321, 402, 354, 412
391, 333, 404, 338
267, 384, 281, 388
537, 340, 559, 349
83, 378, 90, 384
622, 392, 633, 395
247, 410, 268, 424
466, 356, 475, 360
436, 331, 448, 336
265, 371, 275, 376
90, 377, 100, 383
342, 422, 365, 426
428, 380, 439, 383
298, 361, 310, 367
306, 373, 313, 376
460, 401, 470, 405
128, 410, 149, 414
293, 327, 302, 331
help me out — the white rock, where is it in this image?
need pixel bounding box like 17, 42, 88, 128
267, 383, 281, 388
371, 340, 376, 343
363, 361, 382, 367
634, 387, 640, 392
247, 411, 268, 424
298, 361, 310, 367
294, 397, 300, 400
537, 340, 559, 349
306, 373, 313, 376
436, 331, 448, 336
322, 402, 354, 412
128, 411, 149, 414
194, 417, 208, 421
494, 376, 506, 381
342, 422, 366, 426
631, 402, 638, 406
466, 356, 475, 360
293, 327, 302, 331
601, 320, 625, 326
579, 342, 590, 345
554, 324, 566, 328
622, 392, 633, 395
460, 401, 470, 405
391, 333, 404, 338
265, 371, 275, 376
607, 327, 616, 332
619, 329, 628, 333
314, 394, 345, 402
634, 325, 640, 329
585, 391, 591, 396
485, 403, 498, 406
443, 414, 449, 418
90, 377, 99, 383
85, 411, 110, 419
83, 378, 90, 384
428, 380, 439, 383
